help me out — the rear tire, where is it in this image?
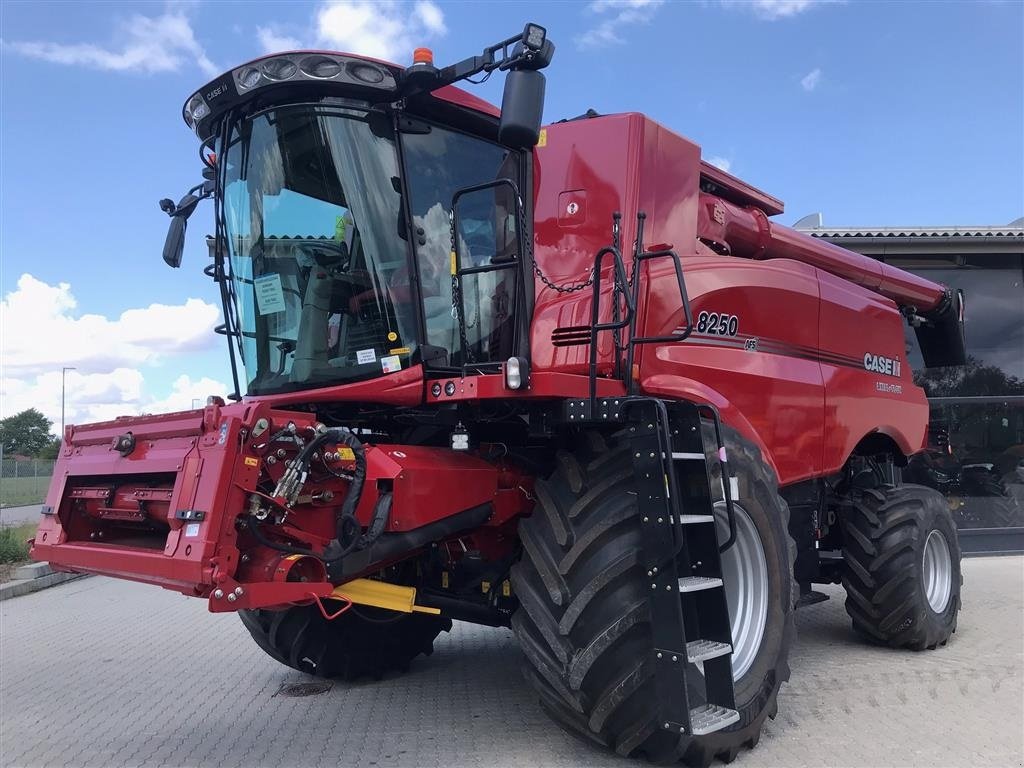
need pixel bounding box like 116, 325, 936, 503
840, 483, 962, 650
239, 604, 451, 680
510, 427, 796, 766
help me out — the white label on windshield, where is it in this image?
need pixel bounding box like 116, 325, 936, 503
381, 355, 401, 374
254, 273, 286, 315
357, 348, 377, 365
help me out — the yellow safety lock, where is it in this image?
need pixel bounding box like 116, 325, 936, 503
331, 578, 440, 615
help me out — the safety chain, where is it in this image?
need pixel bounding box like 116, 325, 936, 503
518, 197, 596, 294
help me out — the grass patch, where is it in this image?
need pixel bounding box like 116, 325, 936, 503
0, 476, 53, 507
0, 523, 37, 582
0, 522, 37, 564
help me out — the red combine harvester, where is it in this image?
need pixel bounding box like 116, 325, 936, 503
32, 26, 967, 765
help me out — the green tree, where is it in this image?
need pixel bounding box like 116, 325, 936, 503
36, 437, 62, 460
913, 355, 1024, 398
0, 408, 57, 457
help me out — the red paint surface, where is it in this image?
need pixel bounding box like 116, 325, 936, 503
529, 112, 931, 486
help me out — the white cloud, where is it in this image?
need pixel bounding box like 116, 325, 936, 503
257, 27, 303, 54
707, 156, 732, 172
0, 274, 221, 379
315, 0, 446, 62
801, 67, 822, 91
576, 0, 665, 49
1, 370, 230, 434
5, 9, 217, 76
720, 0, 837, 20
0, 274, 230, 432
145, 374, 232, 415
413, 1, 446, 35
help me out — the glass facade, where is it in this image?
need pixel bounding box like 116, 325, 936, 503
885, 251, 1023, 529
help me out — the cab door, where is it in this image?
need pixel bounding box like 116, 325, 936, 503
401, 123, 524, 368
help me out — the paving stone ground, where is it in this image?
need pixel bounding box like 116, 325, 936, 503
1, 557, 1021, 768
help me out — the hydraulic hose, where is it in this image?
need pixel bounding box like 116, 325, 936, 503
248, 515, 318, 558
263, 427, 368, 564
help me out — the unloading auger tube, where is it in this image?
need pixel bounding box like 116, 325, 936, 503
696, 192, 947, 308
695, 191, 966, 366
251, 427, 371, 564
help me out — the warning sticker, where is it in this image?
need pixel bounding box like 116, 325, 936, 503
337, 446, 355, 461
389, 347, 411, 355
184, 522, 201, 538
356, 348, 377, 364
253, 273, 286, 315
381, 354, 402, 374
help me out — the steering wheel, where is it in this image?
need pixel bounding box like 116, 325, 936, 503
296, 240, 351, 273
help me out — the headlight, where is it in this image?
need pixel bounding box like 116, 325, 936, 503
186, 94, 210, 123
301, 55, 342, 79
237, 67, 262, 90
348, 62, 386, 85
262, 58, 298, 81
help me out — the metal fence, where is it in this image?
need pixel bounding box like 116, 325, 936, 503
0, 459, 56, 508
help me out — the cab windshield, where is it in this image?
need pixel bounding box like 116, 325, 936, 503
221, 104, 416, 395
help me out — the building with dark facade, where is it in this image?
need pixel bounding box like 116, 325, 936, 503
796, 217, 1024, 532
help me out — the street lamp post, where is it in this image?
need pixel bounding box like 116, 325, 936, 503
61, 366, 77, 436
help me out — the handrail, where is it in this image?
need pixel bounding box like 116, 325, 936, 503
588, 239, 635, 405
449, 177, 525, 370
625, 211, 695, 395
697, 403, 737, 553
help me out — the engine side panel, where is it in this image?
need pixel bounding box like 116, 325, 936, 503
638, 256, 825, 485
817, 270, 929, 471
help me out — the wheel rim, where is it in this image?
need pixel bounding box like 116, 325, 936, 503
922, 529, 952, 613
715, 501, 769, 681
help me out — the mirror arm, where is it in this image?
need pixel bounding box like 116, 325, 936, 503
401, 24, 552, 98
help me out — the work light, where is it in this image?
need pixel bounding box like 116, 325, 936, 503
504, 357, 529, 390
523, 24, 546, 51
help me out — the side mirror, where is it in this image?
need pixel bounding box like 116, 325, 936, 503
159, 180, 213, 269
163, 216, 187, 268
499, 69, 545, 148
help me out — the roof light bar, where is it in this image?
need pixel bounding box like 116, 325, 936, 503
182, 53, 399, 139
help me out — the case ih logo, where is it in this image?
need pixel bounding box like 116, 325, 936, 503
864, 352, 902, 377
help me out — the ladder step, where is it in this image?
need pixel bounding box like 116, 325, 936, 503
671, 452, 705, 460
689, 704, 740, 736
677, 576, 723, 593
679, 514, 715, 525
686, 639, 732, 663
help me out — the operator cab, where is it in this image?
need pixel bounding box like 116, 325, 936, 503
160, 27, 554, 398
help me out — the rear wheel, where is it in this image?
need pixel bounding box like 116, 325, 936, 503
510, 427, 796, 766
840, 483, 962, 650
239, 603, 451, 680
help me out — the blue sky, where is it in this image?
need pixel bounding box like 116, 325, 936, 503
1, 0, 1022, 432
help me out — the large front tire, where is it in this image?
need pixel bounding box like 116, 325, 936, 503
239, 604, 451, 680
840, 483, 962, 650
510, 428, 796, 766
